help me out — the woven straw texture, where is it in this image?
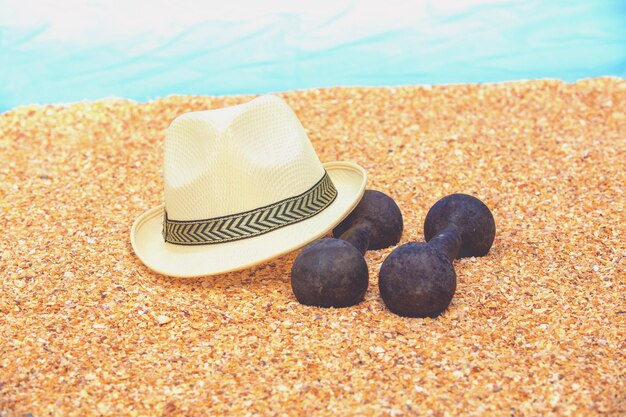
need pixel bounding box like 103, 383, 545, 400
164, 95, 326, 220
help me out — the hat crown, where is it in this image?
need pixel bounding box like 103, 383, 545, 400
164, 95, 325, 221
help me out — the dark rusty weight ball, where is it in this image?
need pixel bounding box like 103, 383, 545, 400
424, 193, 496, 258
291, 239, 369, 308
333, 190, 403, 254
378, 242, 456, 318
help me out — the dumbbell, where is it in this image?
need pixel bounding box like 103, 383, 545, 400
291, 190, 403, 308
379, 193, 495, 318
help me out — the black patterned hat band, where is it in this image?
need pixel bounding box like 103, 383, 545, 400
163, 171, 337, 245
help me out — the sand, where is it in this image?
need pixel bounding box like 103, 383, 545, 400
1, 78, 624, 416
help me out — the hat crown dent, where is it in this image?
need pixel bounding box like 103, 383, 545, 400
163, 95, 325, 221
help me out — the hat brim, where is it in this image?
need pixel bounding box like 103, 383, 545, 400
130, 161, 366, 277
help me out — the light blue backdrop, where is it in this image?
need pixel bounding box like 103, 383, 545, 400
1, 0, 625, 112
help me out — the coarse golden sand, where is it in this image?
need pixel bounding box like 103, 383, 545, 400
1, 78, 625, 416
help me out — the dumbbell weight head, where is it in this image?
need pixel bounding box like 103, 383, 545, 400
378, 242, 456, 318
424, 193, 495, 258
291, 238, 369, 308
333, 190, 403, 254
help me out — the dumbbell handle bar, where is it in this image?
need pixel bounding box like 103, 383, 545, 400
427, 224, 462, 261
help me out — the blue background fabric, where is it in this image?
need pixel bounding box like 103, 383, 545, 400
1, 0, 625, 112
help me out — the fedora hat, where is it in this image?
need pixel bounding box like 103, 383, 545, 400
131, 95, 366, 277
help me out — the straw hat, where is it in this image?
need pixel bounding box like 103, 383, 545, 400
131, 95, 366, 277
